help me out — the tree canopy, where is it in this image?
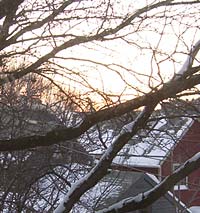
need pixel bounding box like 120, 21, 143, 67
1, 0, 200, 212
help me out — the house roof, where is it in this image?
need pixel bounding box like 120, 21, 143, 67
112, 116, 193, 167
0, 98, 93, 164
88, 103, 196, 168
94, 171, 191, 212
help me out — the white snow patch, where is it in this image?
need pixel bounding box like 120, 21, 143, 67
187, 152, 200, 163
120, 117, 192, 166
174, 185, 188, 190
153, 118, 168, 131
54, 156, 106, 212
189, 206, 200, 213
147, 173, 159, 183
53, 198, 66, 213
175, 39, 200, 79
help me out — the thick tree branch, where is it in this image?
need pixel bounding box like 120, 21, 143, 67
0, 69, 200, 151
0, 0, 24, 19
54, 102, 158, 213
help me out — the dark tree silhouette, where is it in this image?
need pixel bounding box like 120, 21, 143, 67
0, 0, 200, 212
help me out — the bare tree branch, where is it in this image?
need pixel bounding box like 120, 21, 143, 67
54, 102, 158, 212
0, 0, 184, 85
97, 152, 200, 213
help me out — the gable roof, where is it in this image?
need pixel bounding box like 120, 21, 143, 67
94, 171, 191, 212
88, 102, 196, 168
112, 116, 193, 167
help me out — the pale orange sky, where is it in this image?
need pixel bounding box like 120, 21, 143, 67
6, 0, 200, 105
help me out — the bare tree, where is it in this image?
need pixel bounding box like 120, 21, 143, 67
0, 74, 92, 212
1, 0, 200, 212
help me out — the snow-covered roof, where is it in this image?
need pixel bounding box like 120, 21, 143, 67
87, 109, 194, 168
112, 116, 193, 167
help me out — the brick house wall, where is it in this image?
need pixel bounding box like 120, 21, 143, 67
161, 120, 200, 207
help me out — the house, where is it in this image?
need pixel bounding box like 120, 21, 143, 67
91, 101, 200, 212
0, 96, 92, 212
162, 119, 200, 207
94, 171, 191, 213
0, 96, 92, 164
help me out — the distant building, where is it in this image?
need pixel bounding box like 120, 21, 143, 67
0, 96, 92, 211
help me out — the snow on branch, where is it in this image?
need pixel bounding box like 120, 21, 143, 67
53, 103, 158, 213
175, 39, 200, 80
96, 152, 200, 213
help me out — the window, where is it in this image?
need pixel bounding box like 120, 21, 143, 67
173, 163, 188, 190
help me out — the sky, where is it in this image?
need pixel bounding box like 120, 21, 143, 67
50, 1, 200, 101
3, 0, 200, 106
